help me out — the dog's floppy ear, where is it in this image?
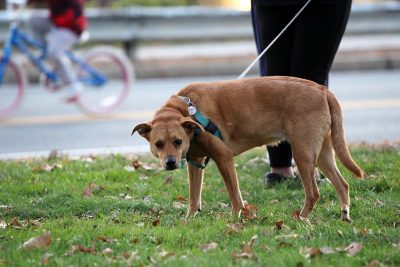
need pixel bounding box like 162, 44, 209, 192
132, 123, 152, 140
180, 117, 204, 134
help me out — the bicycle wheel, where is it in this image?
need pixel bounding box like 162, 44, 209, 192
0, 58, 26, 119
76, 46, 134, 115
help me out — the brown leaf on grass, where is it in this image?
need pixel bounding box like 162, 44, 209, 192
163, 176, 173, 185
232, 235, 258, 260
0, 220, 7, 230
361, 228, 367, 237
131, 160, 141, 169
124, 165, 135, 172
10, 218, 23, 228
159, 250, 176, 260
0, 205, 13, 210
344, 242, 363, 257
227, 223, 242, 234
172, 202, 186, 209
21, 232, 52, 250
26, 219, 42, 227
291, 209, 301, 220
367, 260, 384, 267
275, 220, 284, 230
242, 202, 258, 220
32, 163, 62, 172
337, 229, 344, 238
83, 183, 104, 198
152, 217, 160, 227
175, 195, 187, 203
69, 243, 96, 255
299, 247, 335, 258
375, 199, 384, 207
199, 242, 218, 252
40, 253, 53, 266
130, 238, 139, 244
102, 247, 113, 255
218, 202, 229, 209
97, 236, 118, 243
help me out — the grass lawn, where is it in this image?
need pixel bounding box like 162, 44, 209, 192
0, 145, 399, 266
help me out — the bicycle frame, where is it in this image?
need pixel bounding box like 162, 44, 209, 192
0, 22, 107, 87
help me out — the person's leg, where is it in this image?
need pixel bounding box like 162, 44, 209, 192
251, 3, 298, 177
47, 27, 81, 100
29, 15, 51, 45
290, 0, 352, 86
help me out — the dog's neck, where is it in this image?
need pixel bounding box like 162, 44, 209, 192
162, 95, 190, 117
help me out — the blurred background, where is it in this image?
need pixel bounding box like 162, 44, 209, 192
0, 0, 399, 158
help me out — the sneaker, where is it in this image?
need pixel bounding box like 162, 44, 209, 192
64, 94, 79, 103
264, 172, 289, 186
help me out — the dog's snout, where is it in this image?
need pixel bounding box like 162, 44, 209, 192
165, 155, 178, 170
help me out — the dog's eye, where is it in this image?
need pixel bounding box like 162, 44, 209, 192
174, 139, 182, 146
155, 141, 164, 149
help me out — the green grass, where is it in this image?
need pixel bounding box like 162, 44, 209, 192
0, 147, 399, 266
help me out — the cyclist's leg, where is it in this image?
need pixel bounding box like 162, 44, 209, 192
29, 15, 51, 45
47, 27, 80, 100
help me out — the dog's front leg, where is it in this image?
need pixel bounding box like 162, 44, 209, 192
213, 150, 244, 218
186, 157, 205, 218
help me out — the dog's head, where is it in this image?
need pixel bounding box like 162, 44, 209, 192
132, 116, 204, 170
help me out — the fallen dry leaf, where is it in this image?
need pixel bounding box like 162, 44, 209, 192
69, 244, 95, 255
0, 220, 7, 230
344, 242, 363, 257
199, 242, 218, 252
291, 209, 301, 220
375, 199, 384, 207
10, 218, 23, 228
300, 247, 335, 258
102, 247, 113, 255
21, 232, 52, 250
361, 228, 367, 237
232, 235, 258, 260
132, 160, 141, 169
172, 202, 186, 209
163, 176, 173, 185
175, 195, 187, 203
275, 234, 302, 241
97, 236, 118, 243
40, 253, 53, 266
152, 217, 160, 227
159, 250, 176, 260
242, 202, 258, 220
217, 202, 229, 209
124, 165, 135, 172
227, 223, 242, 234
337, 229, 344, 238
83, 183, 104, 198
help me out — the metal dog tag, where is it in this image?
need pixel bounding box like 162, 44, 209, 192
188, 106, 197, 115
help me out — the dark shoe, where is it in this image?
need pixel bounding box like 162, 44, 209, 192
265, 172, 288, 186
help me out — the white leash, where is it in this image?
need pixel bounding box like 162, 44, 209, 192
237, 0, 312, 80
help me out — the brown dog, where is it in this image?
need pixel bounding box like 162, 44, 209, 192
132, 76, 363, 222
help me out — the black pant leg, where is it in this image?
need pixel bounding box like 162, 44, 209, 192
290, 0, 352, 86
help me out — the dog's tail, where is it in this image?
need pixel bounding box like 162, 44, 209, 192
327, 91, 364, 179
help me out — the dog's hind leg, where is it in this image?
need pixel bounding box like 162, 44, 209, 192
317, 135, 352, 222
291, 141, 321, 219
186, 157, 206, 218
212, 149, 244, 218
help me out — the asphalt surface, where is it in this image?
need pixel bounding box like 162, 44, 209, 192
0, 70, 399, 159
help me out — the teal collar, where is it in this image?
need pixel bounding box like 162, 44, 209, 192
180, 96, 223, 169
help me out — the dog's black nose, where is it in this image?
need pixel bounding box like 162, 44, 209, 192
165, 156, 178, 170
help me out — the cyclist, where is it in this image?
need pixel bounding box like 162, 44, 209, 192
28, 0, 87, 102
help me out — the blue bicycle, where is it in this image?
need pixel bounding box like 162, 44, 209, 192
0, 12, 133, 119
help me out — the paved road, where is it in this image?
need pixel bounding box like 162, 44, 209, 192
0, 70, 399, 159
